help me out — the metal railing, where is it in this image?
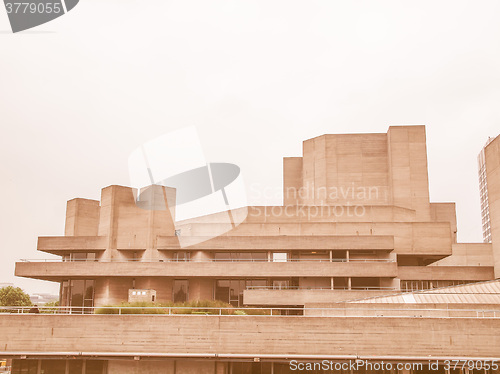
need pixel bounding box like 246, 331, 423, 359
245, 286, 398, 291
19, 258, 396, 263
0, 305, 499, 318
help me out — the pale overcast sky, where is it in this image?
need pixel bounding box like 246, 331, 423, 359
0, 0, 499, 294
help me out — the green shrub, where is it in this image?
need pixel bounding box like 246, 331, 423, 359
93, 300, 271, 315
95, 301, 166, 314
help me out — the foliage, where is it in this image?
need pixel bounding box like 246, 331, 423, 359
41, 300, 60, 313
0, 286, 32, 307
94, 299, 269, 315
95, 301, 167, 315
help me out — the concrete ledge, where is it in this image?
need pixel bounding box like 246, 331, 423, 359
398, 266, 495, 281
15, 261, 398, 281
1, 315, 499, 358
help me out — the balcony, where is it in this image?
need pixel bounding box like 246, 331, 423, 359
157, 235, 394, 251
37, 236, 108, 254
15, 258, 398, 281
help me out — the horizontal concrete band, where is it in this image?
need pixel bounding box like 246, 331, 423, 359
15, 261, 399, 279
1, 352, 499, 361
1, 315, 499, 357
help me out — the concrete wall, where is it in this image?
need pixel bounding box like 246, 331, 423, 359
431, 243, 494, 266
283, 157, 303, 206
65, 198, 100, 236
398, 266, 494, 281
97, 185, 176, 261
243, 289, 400, 305
387, 126, 431, 221
301, 133, 390, 206
282, 126, 431, 221
1, 315, 500, 358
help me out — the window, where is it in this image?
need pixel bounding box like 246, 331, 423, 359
173, 280, 188, 302
215, 279, 246, 306
172, 252, 190, 262
214, 252, 267, 262
41, 360, 65, 374
11, 359, 38, 374
272, 279, 290, 289
60, 279, 94, 313
63, 253, 97, 262
85, 360, 106, 374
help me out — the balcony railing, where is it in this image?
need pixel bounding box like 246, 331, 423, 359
19, 258, 396, 263
245, 286, 398, 291
0, 305, 499, 318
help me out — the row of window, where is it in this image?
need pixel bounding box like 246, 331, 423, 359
400, 280, 472, 292
11, 359, 105, 374
60, 250, 362, 262
59, 277, 386, 309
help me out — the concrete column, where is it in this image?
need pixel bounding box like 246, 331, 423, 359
189, 278, 214, 301
346, 250, 349, 262
192, 251, 213, 262
94, 277, 133, 306
330, 277, 334, 290
65, 198, 100, 236
387, 126, 431, 221
348, 277, 352, 290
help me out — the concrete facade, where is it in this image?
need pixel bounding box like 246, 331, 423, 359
5, 125, 500, 373
15, 125, 499, 309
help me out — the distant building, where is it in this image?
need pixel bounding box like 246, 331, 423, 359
478, 136, 497, 243
29, 293, 59, 305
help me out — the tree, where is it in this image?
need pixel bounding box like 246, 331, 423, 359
0, 286, 32, 306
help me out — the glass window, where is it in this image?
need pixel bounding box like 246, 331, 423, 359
70, 280, 85, 307
86, 360, 105, 374
245, 279, 267, 289
11, 359, 38, 374
214, 252, 231, 261
68, 360, 83, 374
60, 281, 69, 307
215, 252, 267, 261
40, 360, 65, 374
173, 252, 190, 262
215, 280, 230, 304
251, 252, 267, 261
272, 279, 290, 289
72, 253, 87, 261
61, 279, 95, 313
173, 280, 188, 302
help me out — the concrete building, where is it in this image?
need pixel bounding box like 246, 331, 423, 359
478, 136, 497, 243
3, 125, 500, 374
